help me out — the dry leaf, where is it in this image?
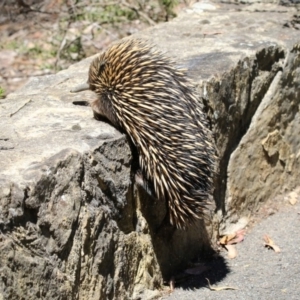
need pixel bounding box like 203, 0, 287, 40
206, 278, 238, 291
219, 233, 236, 245
219, 230, 246, 246
219, 230, 245, 259
225, 244, 237, 259
264, 235, 281, 253
227, 229, 246, 245
185, 264, 210, 275
288, 191, 298, 205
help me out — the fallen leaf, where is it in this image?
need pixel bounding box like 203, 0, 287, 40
219, 230, 246, 246
185, 264, 210, 275
219, 230, 246, 259
206, 278, 238, 291
288, 191, 298, 205
264, 235, 281, 253
227, 229, 246, 245
219, 233, 236, 245
225, 244, 237, 259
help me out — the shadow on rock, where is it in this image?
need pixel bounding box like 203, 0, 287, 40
136, 185, 223, 281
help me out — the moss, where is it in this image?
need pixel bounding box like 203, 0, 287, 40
0, 86, 5, 99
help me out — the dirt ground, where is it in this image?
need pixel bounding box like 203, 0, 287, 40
165, 189, 300, 300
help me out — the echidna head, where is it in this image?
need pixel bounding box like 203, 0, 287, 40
86, 39, 178, 132
88, 55, 120, 128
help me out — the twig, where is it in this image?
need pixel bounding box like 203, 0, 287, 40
10, 99, 32, 117
206, 278, 238, 291
71, 0, 156, 26
122, 0, 156, 26
54, 21, 71, 70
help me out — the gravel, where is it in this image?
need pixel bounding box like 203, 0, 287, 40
166, 197, 300, 300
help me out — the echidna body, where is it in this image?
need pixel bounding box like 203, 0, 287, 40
88, 39, 215, 229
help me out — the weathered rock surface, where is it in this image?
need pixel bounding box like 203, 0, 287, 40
0, 1, 300, 299
136, 0, 300, 233
0, 60, 210, 299
223, 42, 300, 231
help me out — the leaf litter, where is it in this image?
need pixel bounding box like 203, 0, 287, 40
206, 278, 238, 291
264, 235, 281, 253
218, 229, 246, 259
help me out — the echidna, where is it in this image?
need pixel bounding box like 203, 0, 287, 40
72, 39, 215, 229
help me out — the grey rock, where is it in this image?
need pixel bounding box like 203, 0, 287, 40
0, 21, 209, 300
0, 1, 300, 299
223, 42, 300, 231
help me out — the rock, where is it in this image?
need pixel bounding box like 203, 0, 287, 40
0, 35, 210, 300
0, 1, 300, 299
223, 42, 300, 229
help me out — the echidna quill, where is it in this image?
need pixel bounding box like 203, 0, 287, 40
72, 39, 216, 229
